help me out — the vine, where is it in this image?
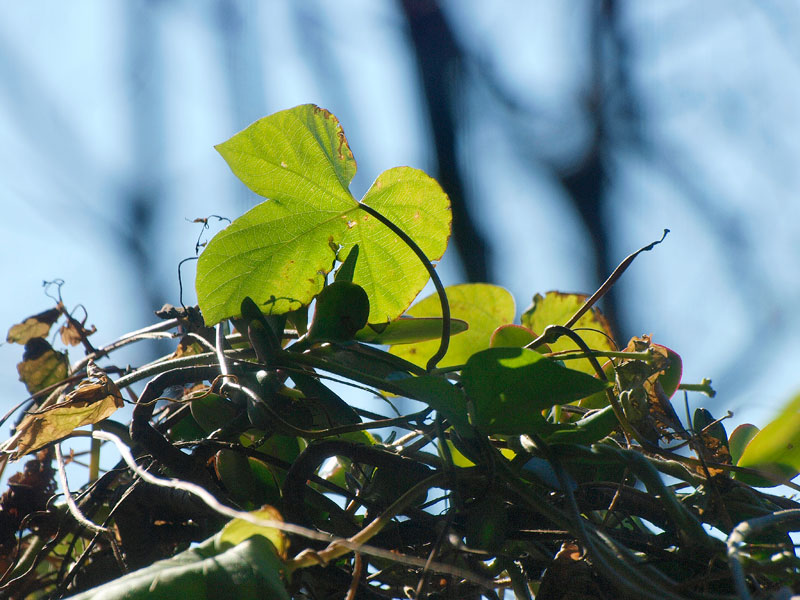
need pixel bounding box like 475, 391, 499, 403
1, 104, 799, 599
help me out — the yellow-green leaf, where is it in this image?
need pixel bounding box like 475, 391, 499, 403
355, 316, 468, 345
218, 505, 288, 558
390, 283, 515, 369
7, 308, 61, 344
16, 338, 69, 395
735, 392, 800, 487
521, 292, 616, 374
197, 105, 451, 325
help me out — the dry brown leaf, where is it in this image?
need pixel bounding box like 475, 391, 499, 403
16, 338, 69, 395
616, 335, 684, 443
4, 361, 123, 459
59, 320, 97, 346
6, 308, 61, 345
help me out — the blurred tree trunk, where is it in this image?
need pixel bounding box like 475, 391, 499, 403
400, 0, 492, 283
552, 0, 636, 339
123, 1, 169, 321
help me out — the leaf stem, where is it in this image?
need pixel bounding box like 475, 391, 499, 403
523, 230, 669, 352
677, 380, 716, 397
546, 350, 654, 362
356, 201, 450, 371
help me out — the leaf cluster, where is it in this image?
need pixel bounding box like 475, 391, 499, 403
2, 106, 800, 599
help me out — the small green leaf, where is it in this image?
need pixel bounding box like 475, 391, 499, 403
521, 292, 616, 374
197, 105, 450, 326
355, 316, 467, 345
307, 281, 370, 342
215, 449, 263, 507
191, 393, 239, 433
390, 283, 515, 368
735, 393, 800, 487
544, 405, 617, 445
658, 345, 683, 398
462, 347, 610, 435
335, 244, 359, 283
490, 323, 535, 348
490, 323, 550, 353
218, 506, 288, 558
729, 423, 759, 465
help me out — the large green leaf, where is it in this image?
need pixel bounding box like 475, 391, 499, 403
521, 292, 616, 374
67, 533, 289, 600
390, 283, 515, 368
461, 347, 610, 435
196, 104, 450, 325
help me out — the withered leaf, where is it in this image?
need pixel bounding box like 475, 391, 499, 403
59, 320, 97, 346
6, 308, 61, 345
616, 335, 684, 443
171, 335, 204, 359
5, 361, 123, 459
16, 338, 69, 395
693, 408, 731, 475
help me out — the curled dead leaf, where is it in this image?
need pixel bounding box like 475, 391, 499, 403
3, 361, 123, 459
59, 320, 97, 346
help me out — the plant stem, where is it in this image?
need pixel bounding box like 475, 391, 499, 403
356, 201, 450, 371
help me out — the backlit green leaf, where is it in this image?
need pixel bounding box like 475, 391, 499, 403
355, 316, 467, 345
735, 392, 800, 487
196, 104, 450, 325
521, 292, 616, 374
461, 347, 610, 435
218, 506, 288, 558
729, 423, 759, 465
390, 283, 515, 368
67, 533, 289, 600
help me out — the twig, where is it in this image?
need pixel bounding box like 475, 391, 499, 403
524, 230, 669, 352
345, 553, 363, 600
727, 509, 800, 600
93, 430, 493, 588
54, 443, 109, 535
